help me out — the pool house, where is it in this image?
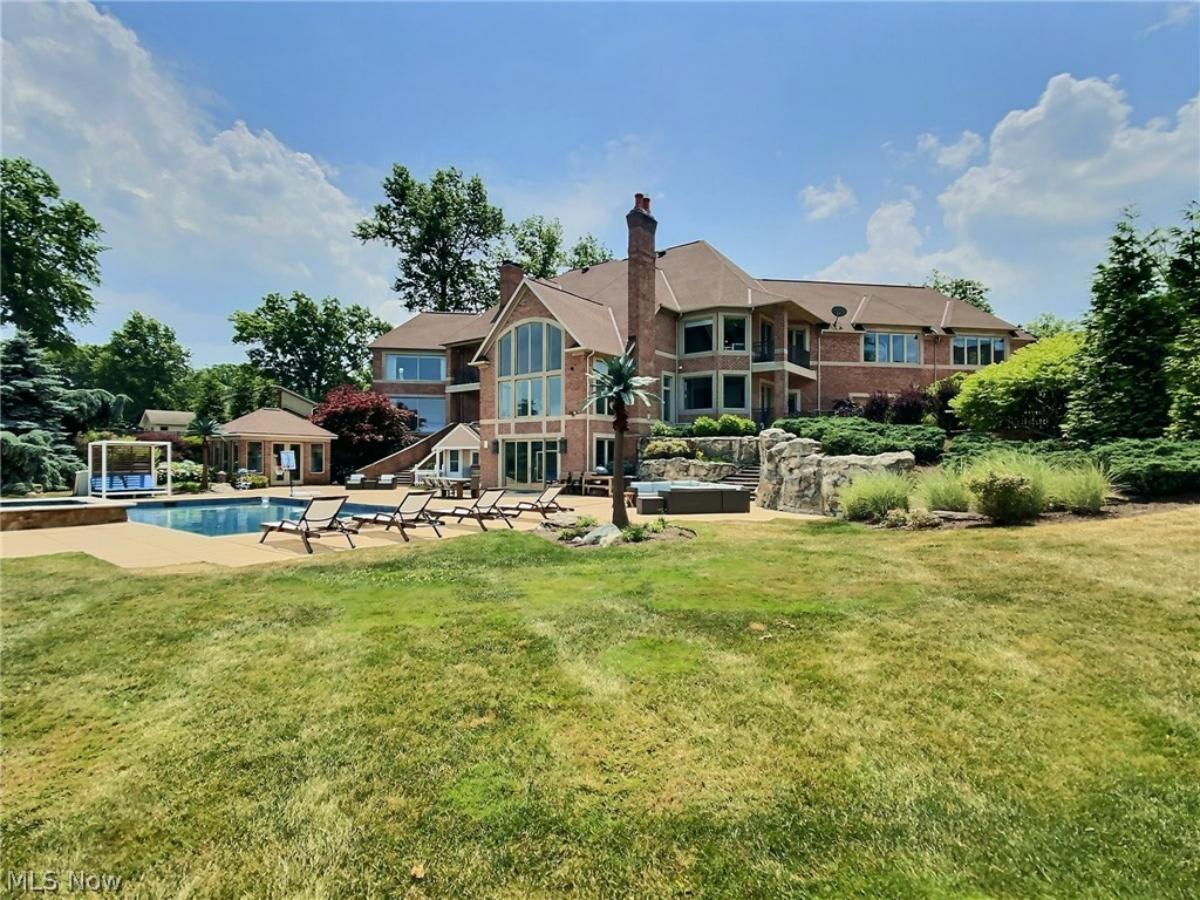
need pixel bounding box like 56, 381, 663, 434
214, 408, 336, 487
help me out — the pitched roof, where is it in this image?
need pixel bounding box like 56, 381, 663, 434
140, 409, 195, 426
759, 279, 1020, 334
370, 308, 496, 350
220, 407, 337, 439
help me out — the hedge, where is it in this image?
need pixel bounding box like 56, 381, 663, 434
1090, 439, 1200, 496
773, 417, 946, 464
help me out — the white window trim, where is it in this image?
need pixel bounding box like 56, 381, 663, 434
383, 351, 447, 383
680, 315, 717, 357
495, 319, 565, 420
951, 334, 1008, 369
660, 372, 675, 422
681, 371, 717, 413
719, 372, 750, 411
720, 313, 750, 354
860, 330, 924, 366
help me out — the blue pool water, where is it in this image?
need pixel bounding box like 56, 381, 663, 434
128, 498, 390, 537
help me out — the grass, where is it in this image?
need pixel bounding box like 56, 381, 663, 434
839, 471, 912, 521
913, 467, 972, 512
3, 512, 1199, 896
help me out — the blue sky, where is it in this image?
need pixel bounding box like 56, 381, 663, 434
3, 2, 1197, 364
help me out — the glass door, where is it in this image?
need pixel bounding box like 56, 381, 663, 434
502, 439, 560, 487
271, 442, 302, 485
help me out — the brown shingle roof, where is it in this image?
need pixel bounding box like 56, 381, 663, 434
370, 308, 496, 350
220, 408, 337, 439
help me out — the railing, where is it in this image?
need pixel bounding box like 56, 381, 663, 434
751, 342, 774, 363
751, 407, 775, 428
451, 367, 480, 385
788, 347, 811, 368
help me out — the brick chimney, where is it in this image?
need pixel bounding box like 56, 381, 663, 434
499, 259, 524, 306
626, 193, 657, 375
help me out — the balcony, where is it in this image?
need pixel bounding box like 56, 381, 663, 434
787, 346, 811, 368
751, 342, 774, 363
751, 343, 811, 368
450, 367, 481, 386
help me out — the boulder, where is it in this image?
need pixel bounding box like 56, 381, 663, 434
757, 435, 915, 515
578, 522, 623, 547
638, 457, 737, 482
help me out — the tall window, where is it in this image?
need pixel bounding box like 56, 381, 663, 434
863, 332, 920, 364
495, 322, 564, 419
592, 359, 609, 416
683, 374, 714, 411
594, 437, 615, 473
661, 372, 674, 422
721, 373, 748, 410
384, 353, 446, 381
953, 335, 1006, 367
246, 442, 263, 473
503, 439, 561, 484
310, 444, 325, 474
391, 396, 447, 432
722, 315, 748, 352
683, 319, 714, 354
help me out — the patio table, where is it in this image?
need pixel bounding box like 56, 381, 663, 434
582, 474, 613, 497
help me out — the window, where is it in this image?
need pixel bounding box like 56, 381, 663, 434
594, 437, 615, 474
952, 335, 1006, 367
683, 319, 714, 354
661, 372, 674, 422
592, 359, 609, 416
385, 353, 446, 382
863, 332, 920, 364
683, 374, 715, 411
503, 439, 561, 484
496, 322, 564, 419
722, 374, 748, 409
246, 442, 263, 473
391, 396, 447, 432
310, 443, 325, 474
722, 315, 747, 352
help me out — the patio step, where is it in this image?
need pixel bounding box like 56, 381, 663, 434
720, 466, 761, 496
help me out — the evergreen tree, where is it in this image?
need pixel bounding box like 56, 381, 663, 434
190, 369, 229, 421
1064, 212, 1174, 444
1164, 203, 1200, 439
227, 365, 276, 418
0, 332, 85, 491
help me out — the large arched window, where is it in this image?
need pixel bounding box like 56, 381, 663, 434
495, 321, 564, 418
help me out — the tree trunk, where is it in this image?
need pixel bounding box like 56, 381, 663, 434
611, 403, 629, 529
201, 440, 210, 492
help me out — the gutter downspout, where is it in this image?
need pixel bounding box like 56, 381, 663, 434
817, 327, 823, 412
586, 351, 594, 472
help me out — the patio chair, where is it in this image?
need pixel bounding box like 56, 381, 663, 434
557, 471, 577, 495
430, 488, 513, 531
258, 495, 358, 554
377, 473, 398, 490
349, 490, 444, 540
345, 473, 366, 490
501, 484, 574, 518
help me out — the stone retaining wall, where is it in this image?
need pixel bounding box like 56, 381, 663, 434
637, 435, 759, 467
638, 458, 737, 482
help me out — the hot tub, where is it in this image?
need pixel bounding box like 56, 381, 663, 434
630, 481, 751, 514
0, 497, 132, 531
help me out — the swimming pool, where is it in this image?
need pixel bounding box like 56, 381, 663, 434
128, 497, 391, 538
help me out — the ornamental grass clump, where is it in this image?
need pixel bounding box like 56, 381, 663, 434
840, 471, 912, 522
1044, 461, 1112, 515
913, 468, 972, 512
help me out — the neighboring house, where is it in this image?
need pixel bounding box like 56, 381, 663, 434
369, 193, 1032, 488
138, 409, 195, 434
274, 385, 318, 418
212, 407, 335, 486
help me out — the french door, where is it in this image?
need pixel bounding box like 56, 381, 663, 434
271, 442, 302, 485
502, 439, 560, 487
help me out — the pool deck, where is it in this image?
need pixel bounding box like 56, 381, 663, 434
0, 485, 819, 570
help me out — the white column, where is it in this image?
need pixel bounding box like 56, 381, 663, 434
100, 443, 108, 499
166, 441, 173, 496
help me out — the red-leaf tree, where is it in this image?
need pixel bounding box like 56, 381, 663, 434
311, 385, 417, 479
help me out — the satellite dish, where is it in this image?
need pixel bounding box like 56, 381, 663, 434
830, 304, 848, 328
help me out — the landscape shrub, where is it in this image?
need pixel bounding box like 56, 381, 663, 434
621, 523, 649, 542
773, 417, 946, 464
952, 332, 1083, 437
883, 507, 941, 529
913, 468, 972, 512
965, 472, 1043, 524
246, 474, 269, 490
157, 459, 204, 484
715, 413, 758, 436
862, 392, 892, 422
651, 420, 691, 438
642, 439, 694, 460
889, 388, 929, 425
559, 514, 598, 542
840, 471, 912, 522
1045, 462, 1111, 515
690, 416, 720, 437
943, 433, 1088, 469
926, 373, 966, 431
830, 398, 862, 417
1090, 439, 1200, 496
135, 432, 187, 459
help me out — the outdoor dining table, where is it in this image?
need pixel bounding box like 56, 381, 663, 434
582, 474, 613, 497
442, 477, 469, 499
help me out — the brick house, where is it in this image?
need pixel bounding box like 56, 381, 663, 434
369, 194, 1031, 488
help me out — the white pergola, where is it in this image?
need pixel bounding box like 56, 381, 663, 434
87, 440, 173, 498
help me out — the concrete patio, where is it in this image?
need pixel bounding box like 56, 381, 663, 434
0, 485, 819, 570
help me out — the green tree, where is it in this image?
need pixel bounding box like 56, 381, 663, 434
189, 369, 229, 421
227, 365, 276, 418
1064, 212, 1175, 444
355, 166, 505, 313
926, 269, 994, 314
185, 415, 222, 492
0, 332, 85, 491
583, 350, 657, 529
1164, 203, 1200, 439
230, 292, 389, 401
1023, 312, 1080, 339
501, 215, 566, 279
564, 233, 614, 271
91, 313, 192, 422
1, 159, 106, 348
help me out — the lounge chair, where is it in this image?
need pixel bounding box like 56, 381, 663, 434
430, 488, 513, 531
349, 490, 444, 539
259, 495, 358, 553
501, 485, 574, 518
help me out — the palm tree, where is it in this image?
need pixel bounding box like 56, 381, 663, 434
583, 350, 656, 528
185, 415, 223, 492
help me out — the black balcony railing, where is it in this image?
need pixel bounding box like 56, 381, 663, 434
787, 346, 811, 368
751, 342, 774, 363
752, 343, 811, 367
451, 367, 481, 385
751, 407, 774, 428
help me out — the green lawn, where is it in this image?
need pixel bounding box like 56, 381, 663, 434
3, 511, 1199, 897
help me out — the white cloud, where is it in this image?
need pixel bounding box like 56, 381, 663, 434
818, 74, 1198, 320
798, 176, 857, 220
1, 2, 400, 358
916, 130, 984, 170
1143, 4, 1195, 36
